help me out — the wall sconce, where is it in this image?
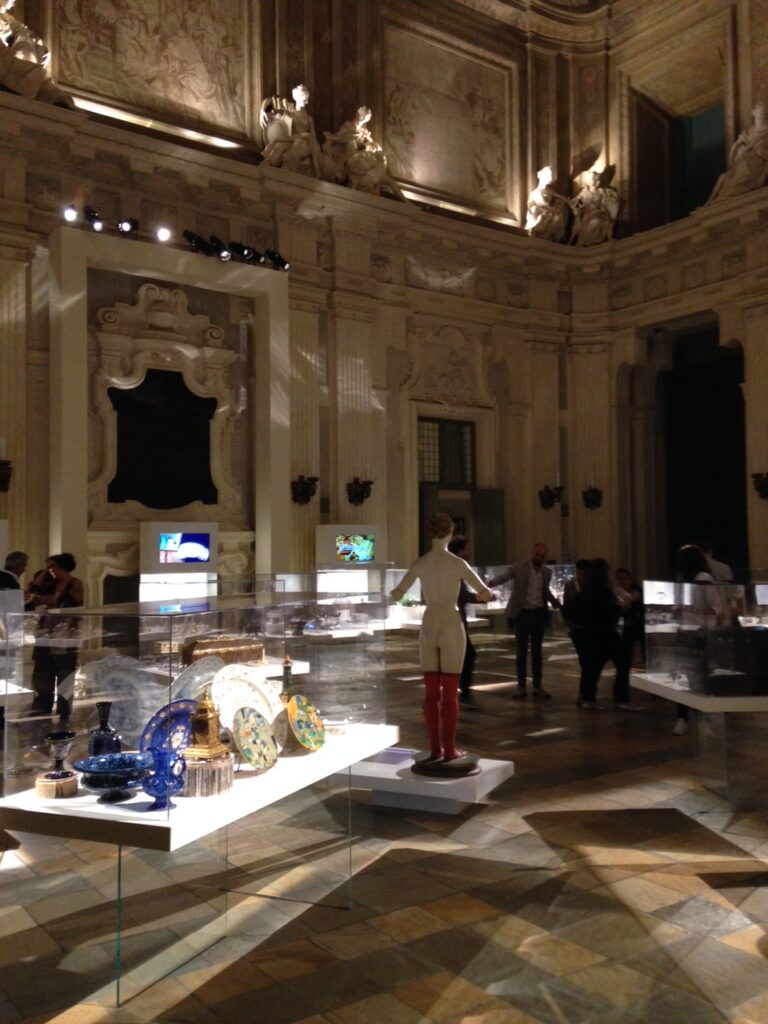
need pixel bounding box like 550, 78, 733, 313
0, 459, 12, 493
538, 484, 564, 510
752, 473, 768, 499
582, 485, 603, 509
291, 474, 319, 505
347, 477, 373, 506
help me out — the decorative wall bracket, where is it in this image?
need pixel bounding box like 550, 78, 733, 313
291, 475, 319, 505
0, 459, 12, 493
582, 485, 603, 509
752, 473, 768, 499
346, 477, 373, 506
538, 484, 564, 510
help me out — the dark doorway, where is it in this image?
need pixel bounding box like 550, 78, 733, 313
663, 330, 747, 573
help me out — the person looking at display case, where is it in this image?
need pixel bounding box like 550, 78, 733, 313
447, 534, 487, 707
29, 552, 83, 722
390, 514, 492, 765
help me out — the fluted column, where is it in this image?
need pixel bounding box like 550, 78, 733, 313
327, 293, 384, 535
288, 291, 324, 571
0, 239, 34, 557
568, 339, 614, 561
525, 338, 563, 558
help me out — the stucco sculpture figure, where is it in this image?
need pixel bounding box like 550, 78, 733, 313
570, 170, 619, 246
322, 106, 406, 199
258, 83, 321, 177
708, 103, 768, 203
390, 512, 492, 772
0, 0, 73, 107
525, 166, 569, 242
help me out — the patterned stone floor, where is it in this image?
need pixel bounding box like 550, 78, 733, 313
2, 628, 768, 1023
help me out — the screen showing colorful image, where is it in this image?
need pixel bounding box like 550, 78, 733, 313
158, 532, 211, 564
335, 534, 375, 563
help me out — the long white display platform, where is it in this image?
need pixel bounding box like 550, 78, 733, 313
335, 746, 515, 814
630, 672, 768, 712
0, 723, 399, 852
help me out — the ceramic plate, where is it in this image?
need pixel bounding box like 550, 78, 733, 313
139, 699, 197, 753
211, 667, 282, 729
232, 707, 278, 770
286, 695, 325, 751
171, 655, 226, 701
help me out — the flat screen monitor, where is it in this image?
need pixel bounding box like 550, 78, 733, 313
140, 522, 219, 575
335, 533, 375, 563
158, 531, 211, 564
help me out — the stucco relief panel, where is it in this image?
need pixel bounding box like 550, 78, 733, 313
54, 0, 247, 134
383, 24, 511, 212
406, 324, 492, 409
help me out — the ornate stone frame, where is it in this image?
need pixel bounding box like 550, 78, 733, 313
88, 282, 240, 527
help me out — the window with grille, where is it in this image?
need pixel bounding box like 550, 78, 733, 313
418, 418, 475, 487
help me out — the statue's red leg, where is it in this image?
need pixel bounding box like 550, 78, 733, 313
440, 673, 461, 760
423, 672, 442, 759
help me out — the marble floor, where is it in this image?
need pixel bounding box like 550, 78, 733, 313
2, 628, 768, 1023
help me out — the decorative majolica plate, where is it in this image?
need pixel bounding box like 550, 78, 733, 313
210, 667, 281, 729
139, 699, 197, 754
232, 707, 278, 770
171, 656, 226, 701
286, 695, 325, 752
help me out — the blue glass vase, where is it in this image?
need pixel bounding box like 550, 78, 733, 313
88, 702, 122, 757
142, 748, 185, 811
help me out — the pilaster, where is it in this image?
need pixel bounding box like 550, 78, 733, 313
741, 301, 768, 568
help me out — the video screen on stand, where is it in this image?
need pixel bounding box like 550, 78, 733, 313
335, 534, 375, 563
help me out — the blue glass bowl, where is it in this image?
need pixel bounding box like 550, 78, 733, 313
74, 752, 154, 777
80, 773, 148, 803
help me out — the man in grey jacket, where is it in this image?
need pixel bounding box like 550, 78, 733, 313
489, 542, 561, 700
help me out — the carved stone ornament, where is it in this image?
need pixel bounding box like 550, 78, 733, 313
0, 0, 74, 107
405, 324, 492, 409
88, 283, 242, 528
346, 477, 373, 506
291, 475, 319, 505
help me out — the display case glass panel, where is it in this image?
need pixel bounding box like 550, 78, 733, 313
643, 579, 768, 696
2, 592, 390, 843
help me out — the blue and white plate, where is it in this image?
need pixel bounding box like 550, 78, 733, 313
139, 700, 197, 754
171, 656, 225, 702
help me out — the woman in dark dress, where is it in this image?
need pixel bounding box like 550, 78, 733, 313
30, 552, 84, 721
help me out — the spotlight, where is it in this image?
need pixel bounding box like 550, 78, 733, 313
265, 249, 290, 271
117, 217, 139, 234
155, 226, 172, 242
209, 235, 232, 262
84, 206, 104, 232
228, 242, 267, 264
62, 204, 78, 223
183, 229, 215, 256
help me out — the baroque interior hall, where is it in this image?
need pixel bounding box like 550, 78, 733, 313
0, 0, 766, 591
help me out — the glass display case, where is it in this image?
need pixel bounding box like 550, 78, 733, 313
0, 591, 396, 1003
643, 580, 768, 696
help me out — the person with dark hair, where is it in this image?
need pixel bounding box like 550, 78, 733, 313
615, 566, 645, 669
0, 549, 27, 589
562, 559, 591, 676
29, 552, 83, 720
569, 558, 641, 710
390, 515, 491, 764
447, 534, 484, 707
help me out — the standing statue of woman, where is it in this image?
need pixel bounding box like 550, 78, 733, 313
390, 513, 492, 770
258, 83, 322, 178
525, 166, 570, 242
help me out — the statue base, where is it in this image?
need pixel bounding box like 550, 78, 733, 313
35, 770, 78, 799
182, 753, 235, 798
411, 751, 480, 778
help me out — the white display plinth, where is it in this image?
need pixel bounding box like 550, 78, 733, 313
334, 746, 515, 814
0, 723, 399, 851
630, 672, 768, 712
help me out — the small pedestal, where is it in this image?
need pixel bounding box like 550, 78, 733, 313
182, 754, 235, 798
35, 771, 78, 799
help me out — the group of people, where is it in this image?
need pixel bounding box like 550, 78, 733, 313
0, 549, 83, 720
